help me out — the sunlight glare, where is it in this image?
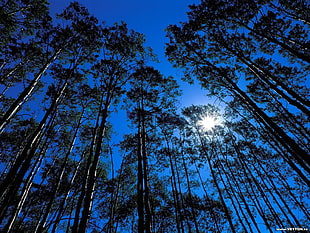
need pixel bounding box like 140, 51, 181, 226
199, 117, 217, 131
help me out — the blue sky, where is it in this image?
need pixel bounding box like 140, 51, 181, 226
50, 0, 197, 60
49, 0, 211, 107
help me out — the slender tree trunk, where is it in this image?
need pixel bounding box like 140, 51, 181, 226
249, 154, 302, 227
0, 83, 12, 99
210, 135, 252, 233
176, 159, 192, 232
162, 133, 183, 233
237, 21, 310, 63
107, 156, 124, 233
0, 81, 67, 222
227, 135, 278, 231
183, 40, 310, 169
141, 109, 152, 233
273, 168, 310, 220
71, 150, 92, 232
136, 94, 153, 233
0, 81, 67, 196
180, 150, 200, 233
227, 104, 310, 185
35, 108, 84, 233
264, 87, 310, 144
13, 145, 59, 233
137, 118, 145, 233
0, 48, 62, 133
269, 2, 310, 25
234, 145, 286, 228
51, 155, 83, 233
4, 136, 48, 233
224, 45, 310, 115
137, 101, 145, 233
78, 95, 110, 232
173, 146, 187, 233
216, 162, 250, 233
229, 79, 310, 167
191, 161, 223, 232
196, 129, 237, 233
223, 153, 262, 233
72, 88, 106, 233
241, 168, 275, 233
0, 60, 23, 83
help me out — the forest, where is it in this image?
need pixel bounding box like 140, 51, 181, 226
0, 0, 309, 232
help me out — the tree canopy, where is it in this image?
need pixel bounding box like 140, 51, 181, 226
0, 0, 309, 232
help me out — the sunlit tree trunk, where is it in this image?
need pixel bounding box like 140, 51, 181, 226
0, 48, 62, 133
4, 134, 50, 233
137, 113, 145, 232
35, 108, 85, 233
0, 81, 67, 222
0, 60, 24, 83
77, 84, 113, 232
51, 155, 83, 233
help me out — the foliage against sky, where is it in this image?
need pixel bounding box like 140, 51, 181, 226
0, 0, 309, 232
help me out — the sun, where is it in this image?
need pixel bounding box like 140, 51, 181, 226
199, 117, 217, 130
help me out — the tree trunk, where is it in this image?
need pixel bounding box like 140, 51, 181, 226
228, 105, 310, 186
35, 108, 84, 233
141, 112, 152, 233
249, 152, 302, 227
77, 97, 110, 233
0, 81, 67, 222
192, 160, 223, 232
0, 48, 62, 133
162, 133, 183, 233
228, 77, 310, 167
237, 21, 310, 63
223, 152, 262, 233
4, 137, 48, 233
196, 129, 237, 233
226, 46, 310, 115
51, 155, 83, 233
180, 149, 200, 233
183, 41, 310, 169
